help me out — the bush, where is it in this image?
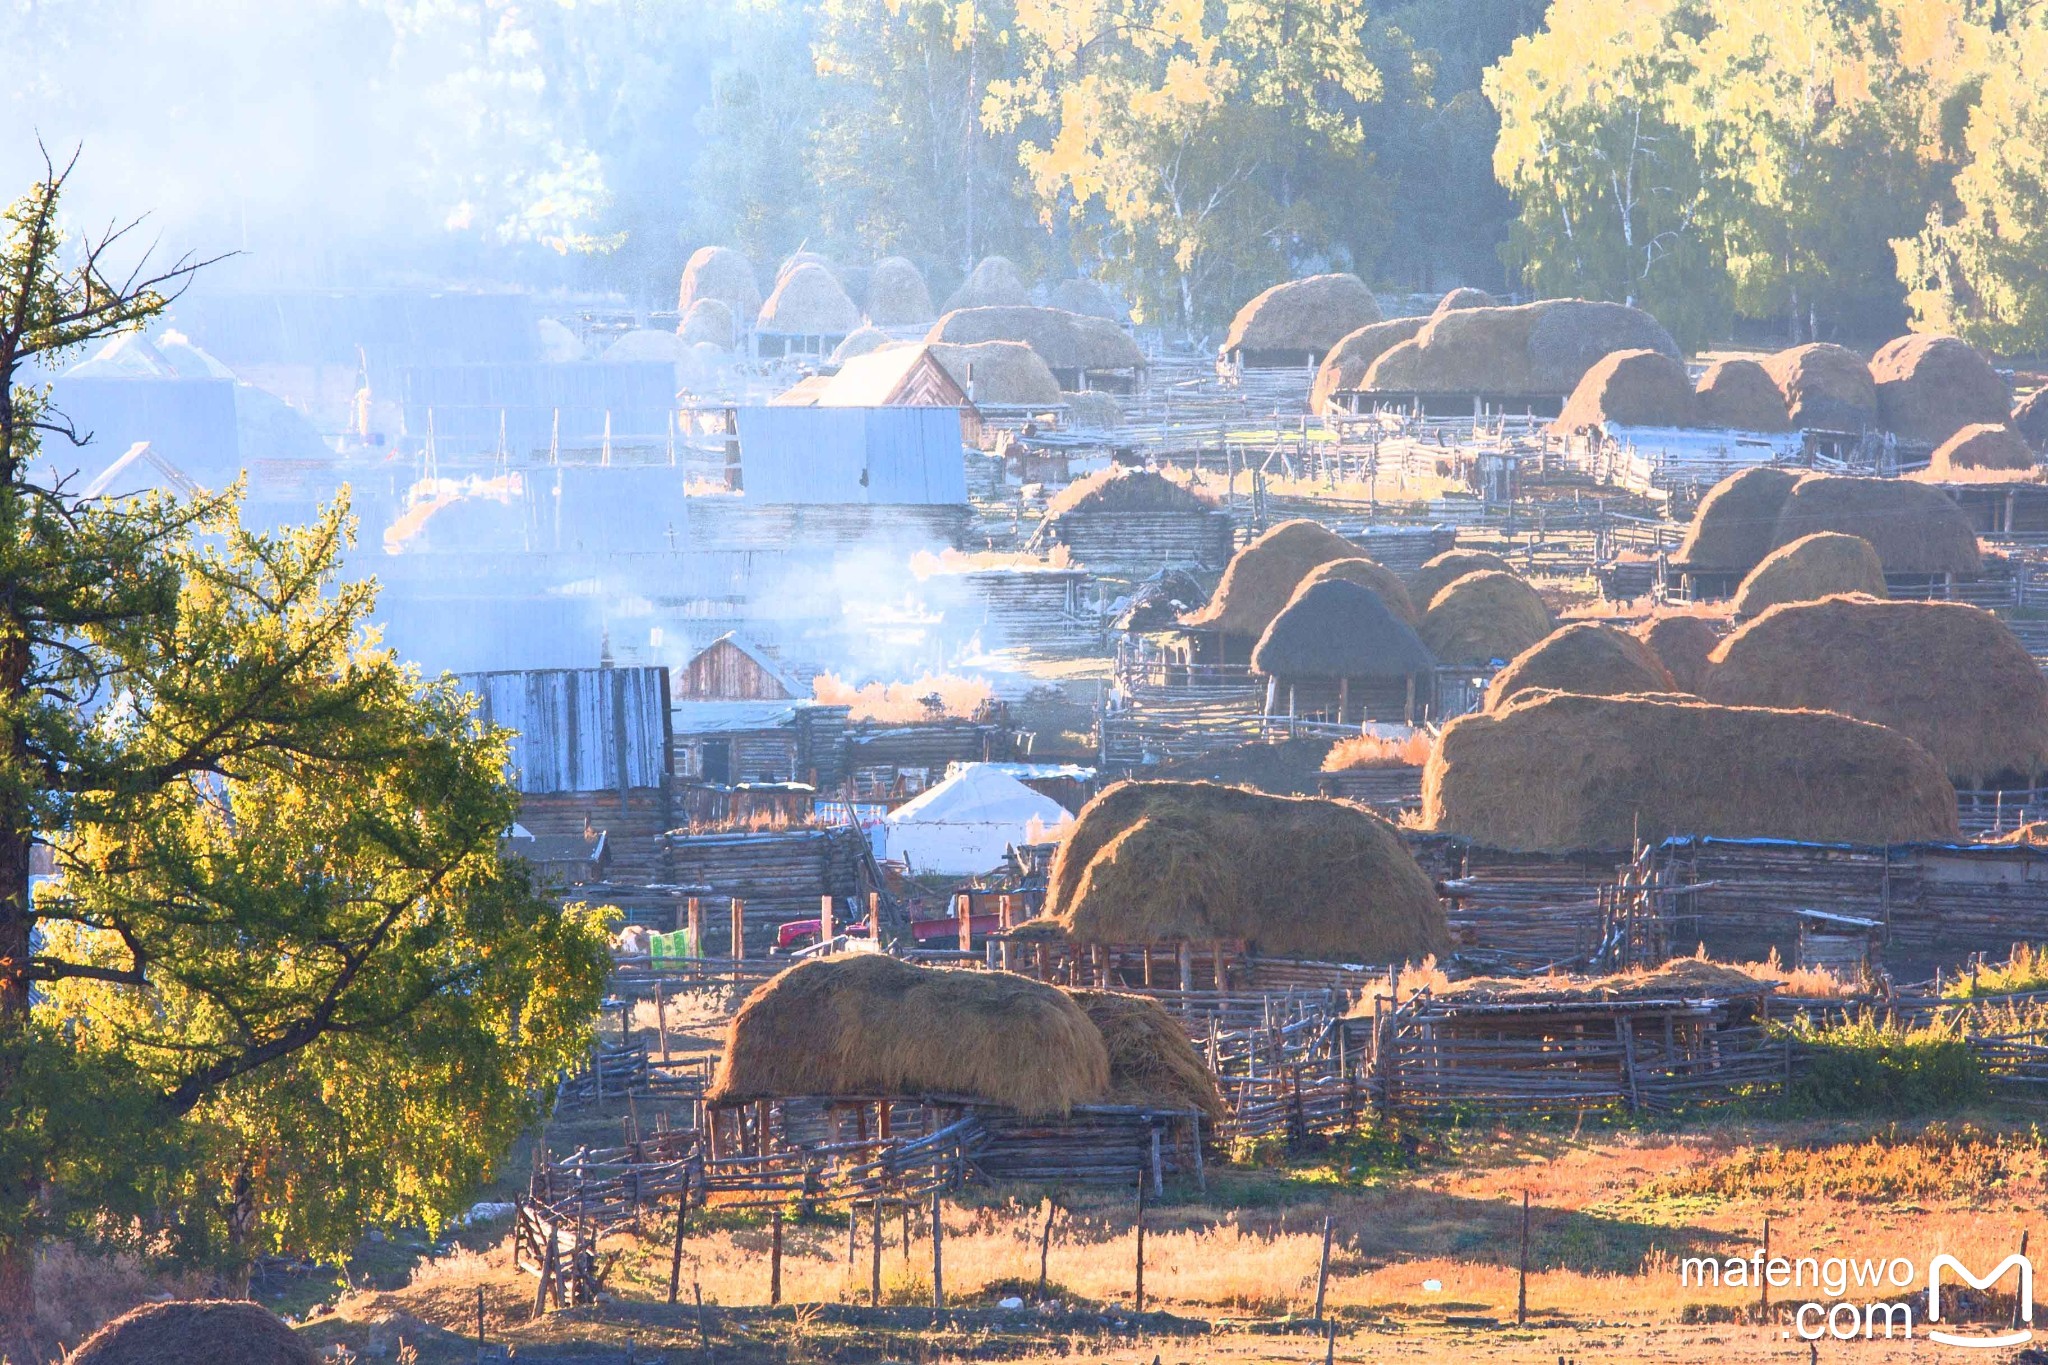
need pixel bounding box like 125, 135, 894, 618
1779, 1012, 1986, 1115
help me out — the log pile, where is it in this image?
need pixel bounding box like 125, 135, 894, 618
1036, 509, 1235, 573
664, 829, 867, 947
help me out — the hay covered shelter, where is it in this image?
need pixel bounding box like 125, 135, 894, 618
1761, 343, 1876, 430
1435, 287, 1498, 313
1693, 358, 1792, 431
1311, 316, 1428, 412
1049, 277, 1126, 320
1423, 690, 1960, 853
1297, 556, 1418, 624
1049, 780, 1450, 962
1178, 517, 1359, 655
1670, 465, 1806, 588
865, 255, 937, 326
1702, 594, 2048, 789
1419, 570, 1554, 666
1223, 273, 1381, 368
1410, 548, 1514, 608
1914, 422, 2039, 482
1252, 577, 1436, 723
927, 305, 1145, 389
928, 340, 1064, 407
1034, 467, 1230, 570
1068, 989, 1227, 1119
756, 263, 861, 352
944, 256, 1033, 312
1631, 614, 1722, 694
1482, 623, 1674, 712
1553, 348, 1697, 432
1769, 474, 1982, 579
1870, 333, 2009, 447
69, 1299, 316, 1365
1359, 299, 1679, 411
1731, 532, 1887, 617
679, 246, 762, 330
678, 298, 737, 350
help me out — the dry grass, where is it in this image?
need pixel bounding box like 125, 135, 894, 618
810, 671, 994, 722
910, 545, 1072, 576
1322, 731, 1435, 771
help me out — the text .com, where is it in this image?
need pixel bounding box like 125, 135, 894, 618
1679, 1252, 2035, 1347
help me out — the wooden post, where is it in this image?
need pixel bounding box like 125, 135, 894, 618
847, 1205, 857, 1268
1178, 940, 1194, 994
693, 1280, 712, 1365
958, 894, 972, 952
476, 1285, 486, 1346
2016, 1229, 2032, 1330
730, 897, 745, 963
1517, 1189, 1530, 1326
687, 897, 703, 971
655, 982, 669, 1061
1038, 1198, 1058, 1301
1759, 1216, 1771, 1320
770, 1209, 784, 1306
870, 1198, 884, 1305
820, 894, 834, 948
1314, 1214, 1334, 1322
1212, 939, 1227, 990
1133, 1168, 1147, 1314
1149, 1125, 1164, 1196
1338, 676, 1349, 726
668, 1187, 691, 1305
931, 1188, 945, 1310
536, 1225, 558, 1317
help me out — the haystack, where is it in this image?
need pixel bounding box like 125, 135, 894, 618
1222, 273, 1381, 364
866, 256, 936, 326
1482, 623, 1674, 712
1870, 333, 2009, 447
928, 340, 1063, 406
1180, 518, 1360, 638
1761, 344, 1876, 430
1049, 781, 1451, 962
1702, 594, 2048, 788
1769, 474, 1982, 576
944, 256, 1032, 311
679, 245, 762, 327
1361, 298, 1680, 397
1423, 690, 1959, 852
1438, 958, 1774, 1005
757, 262, 860, 336
830, 325, 893, 364
1913, 422, 2040, 483
927, 306, 1144, 374
1409, 549, 1514, 608
1041, 467, 1214, 523
536, 317, 585, 363
1310, 316, 1429, 411
1067, 990, 1227, 1118
708, 954, 1107, 1117
2014, 389, 2048, 451
678, 298, 736, 349
68, 1300, 315, 1365
1252, 578, 1434, 681
1066, 390, 1123, 428
1435, 287, 1498, 313
1693, 358, 1792, 431
1553, 348, 1698, 432
1630, 614, 1723, 694
1049, 277, 1126, 320
1296, 556, 1418, 625
604, 327, 688, 363
1670, 466, 1805, 574
1418, 570, 1554, 665
1731, 532, 1887, 617
779, 249, 833, 280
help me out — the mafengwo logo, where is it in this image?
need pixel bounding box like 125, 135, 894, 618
1681, 1248, 2035, 1346
1927, 1253, 2033, 1349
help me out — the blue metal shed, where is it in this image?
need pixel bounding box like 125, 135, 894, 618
734, 406, 966, 505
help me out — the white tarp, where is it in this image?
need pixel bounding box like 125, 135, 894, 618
878, 763, 1074, 876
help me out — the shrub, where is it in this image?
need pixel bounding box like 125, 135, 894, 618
1778, 1012, 1986, 1115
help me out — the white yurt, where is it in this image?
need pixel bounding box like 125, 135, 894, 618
879, 764, 1074, 876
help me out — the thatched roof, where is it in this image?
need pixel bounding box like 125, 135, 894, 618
1068, 990, 1226, 1118
1871, 333, 2009, 447
1297, 556, 1419, 625
1049, 781, 1450, 962
1180, 518, 1359, 637
1703, 594, 2048, 787
1223, 273, 1381, 359
69, 1300, 316, 1365
757, 263, 861, 336
830, 325, 893, 364
2015, 389, 2048, 451
927, 340, 1063, 406
1362, 298, 1680, 397
1423, 690, 1960, 852
1770, 474, 1982, 576
1252, 578, 1435, 681
679, 246, 762, 326
866, 256, 936, 326
1630, 614, 1723, 694
1041, 467, 1214, 522
944, 256, 1032, 311
1049, 277, 1127, 320
1671, 466, 1804, 574
926, 305, 1145, 372
1732, 533, 1886, 617
1693, 358, 1792, 432
1761, 344, 1876, 430
1418, 570, 1554, 665
1913, 422, 2041, 484
1310, 316, 1429, 411
1482, 623, 1674, 712
708, 954, 1107, 1116
678, 298, 736, 349
1410, 549, 1514, 608
1435, 287, 1498, 313
1553, 348, 1697, 432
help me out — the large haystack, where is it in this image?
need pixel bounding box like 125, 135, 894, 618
866, 256, 936, 326
944, 256, 1032, 311
927, 305, 1144, 374
679, 246, 762, 327
1409, 549, 1514, 608
1761, 343, 1877, 430
1731, 533, 1887, 617
1631, 614, 1722, 694
1769, 474, 1982, 576
604, 327, 688, 363
1223, 273, 1381, 364
1482, 623, 1674, 712
1180, 518, 1359, 638
709, 954, 1107, 1117
1067, 990, 1227, 1118
928, 340, 1063, 406
1434, 286, 1497, 313
757, 262, 860, 336
2013, 389, 2048, 451
1296, 556, 1419, 625
1361, 298, 1680, 397
1310, 316, 1429, 411
779, 249, 833, 280
1702, 594, 2048, 788
1049, 277, 1126, 320
1049, 781, 1450, 962
1423, 690, 1959, 852
1870, 333, 2010, 447
830, 325, 892, 364
68, 1300, 315, 1365
1693, 358, 1792, 431
1913, 422, 2040, 483
1418, 570, 1554, 665
1252, 578, 1434, 681
678, 298, 736, 349
1041, 467, 1214, 523
1553, 348, 1698, 432
1670, 466, 1805, 574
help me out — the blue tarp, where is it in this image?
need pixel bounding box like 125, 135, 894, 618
735, 407, 967, 506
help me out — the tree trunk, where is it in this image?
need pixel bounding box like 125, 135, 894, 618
0, 627, 39, 1334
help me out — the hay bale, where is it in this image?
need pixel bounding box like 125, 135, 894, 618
1553, 348, 1698, 433
1434, 286, 1498, 313
1418, 570, 1554, 665
830, 325, 893, 364
1630, 614, 1723, 694
1361, 298, 1679, 397
68, 1300, 315, 1365
1310, 316, 1429, 411
1870, 333, 2010, 446
1769, 474, 1982, 576
1913, 422, 2040, 483
1482, 623, 1674, 712
1732, 533, 1887, 617
865, 256, 936, 326
1296, 556, 1419, 625
708, 954, 1107, 1117
1671, 466, 1805, 574
1409, 549, 1514, 608
1041, 467, 1214, 524
1180, 518, 1360, 638
927, 306, 1144, 373
1693, 357, 1792, 431
944, 256, 1032, 311
536, 317, 585, 363
1252, 578, 1434, 680
1067, 990, 1226, 1118
1049, 277, 1127, 320
678, 298, 736, 349
2013, 389, 2048, 451
927, 340, 1064, 406
679, 246, 762, 327
1049, 780, 1450, 962
1761, 343, 1877, 430
1423, 689, 1960, 852
757, 262, 860, 336
1703, 594, 2048, 788
1223, 273, 1381, 363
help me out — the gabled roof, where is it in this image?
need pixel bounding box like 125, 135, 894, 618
815, 344, 972, 409
693, 632, 811, 699
81, 441, 202, 501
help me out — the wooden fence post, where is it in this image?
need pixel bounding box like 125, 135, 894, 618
730, 897, 745, 968
1314, 1215, 1334, 1322
932, 1187, 946, 1310
819, 894, 834, 949
1133, 1168, 1148, 1314
770, 1209, 784, 1306
668, 1187, 690, 1305
1517, 1190, 1530, 1326
870, 1198, 884, 1305
958, 894, 972, 952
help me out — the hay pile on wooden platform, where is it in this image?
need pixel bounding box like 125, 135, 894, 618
1049, 780, 1450, 962
1732, 532, 1887, 617
1769, 474, 1982, 575
1310, 316, 1429, 410
679, 245, 762, 326
1703, 594, 2048, 787
1671, 466, 1805, 574
1008, 918, 1070, 944
1871, 333, 2009, 446
2014, 390, 2048, 451
68, 1300, 315, 1365
1693, 358, 1792, 431
709, 954, 1108, 1116
928, 305, 1145, 373
1631, 614, 1723, 694
1065, 390, 1124, 429
1361, 298, 1680, 397
678, 298, 735, 349
944, 256, 1032, 311
1761, 343, 1877, 429
1913, 422, 2040, 483
1410, 549, 1514, 607
758, 262, 860, 335
830, 326, 892, 364
1042, 467, 1214, 522
866, 256, 936, 326
928, 340, 1064, 406
1482, 623, 1674, 712
779, 250, 833, 280
1419, 570, 1554, 665
1297, 556, 1418, 624
1553, 348, 1698, 432
1253, 578, 1434, 681
1049, 277, 1126, 320
1438, 959, 1773, 1005
1422, 690, 1960, 852
1223, 273, 1381, 361
1435, 287, 1498, 313
1180, 518, 1358, 638
1068, 990, 1227, 1118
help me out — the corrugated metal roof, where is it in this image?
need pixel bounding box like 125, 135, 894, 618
734, 406, 967, 505
458, 665, 671, 794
